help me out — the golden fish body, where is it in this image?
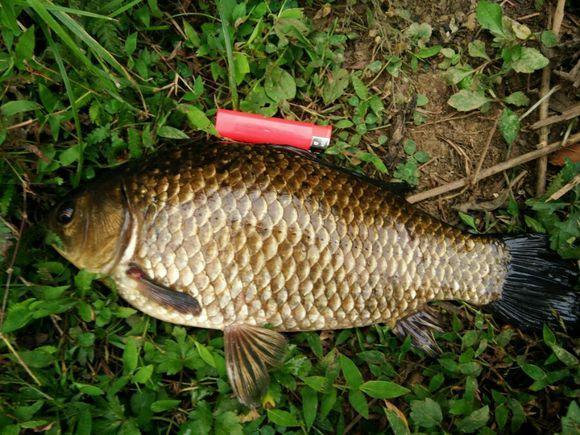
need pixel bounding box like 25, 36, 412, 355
96, 143, 508, 331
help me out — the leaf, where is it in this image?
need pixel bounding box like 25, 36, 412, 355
459, 212, 478, 232
468, 40, 490, 60
124, 32, 138, 56
410, 398, 443, 428
339, 354, 363, 389
416, 94, 428, 106
195, 341, 216, 368
504, 91, 529, 107
348, 390, 369, 419
448, 90, 489, 112
499, 108, 520, 144
267, 409, 300, 427
157, 125, 189, 139
520, 363, 546, 380
75, 383, 104, 396
360, 381, 410, 399
264, 66, 296, 102
403, 139, 417, 155
444, 65, 474, 85
455, 406, 489, 433
301, 387, 318, 429
1, 100, 41, 117
322, 68, 349, 105
151, 400, 181, 412
233, 52, 250, 85
386, 409, 411, 435
59, 144, 81, 166
133, 365, 154, 384
550, 344, 579, 367
302, 375, 327, 392
351, 75, 368, 100
177, 104, 217, 135
335, 119, 353, 129
15, 26, 35, 62
123, 337, 139, 373
415, 45, 441, 59
510, 47, 549, 73
541, 30, 558, 48
476, 0, 505, 36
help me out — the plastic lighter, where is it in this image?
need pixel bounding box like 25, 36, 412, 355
215, 109, 332, 151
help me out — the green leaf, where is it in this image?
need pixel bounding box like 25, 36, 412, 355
267, 409, 300, 427
335, 119, 353, 129
59, 144, 81, 166
183, 20, 200, 46
444, 65, 474, 85
133, 365, 154, 384
177, 104, 217, 135
468, 40, 490, 60
448, 90, 490, 112
360, 381, 410, 399
339, 354, 363, 389
415, 45, 441, 59
414, 151, 430, 163
403, 139, 417, 155
510, 47, 549, 73
504, 91, 529, 107
550, 344, 579, 367
125, 32, 138, 56
195, 341, 216, 368
151, 400, 181, 413
75, 383, 104, 396
301, 387, 318, 429
416, 94, 428, 106
459, 212, 478, 232
264, 67, 296, 102
476, 0, 505, 36
157, 125, 189, 139
123, 337, 139, 373
351, 75, 369, 100
322, 68, 350, 105
302, 376, 327, 392
541, 30, 558, 48
233, 52, 250, 85
1, 100, 41, 117
499, 108, 520, 145
386, 409, 411, 435
15, 26, 35, 62
410, 398, 443, 428
456, 406, 490, 433
348, 390, 369, 419
520, 363, 546, 381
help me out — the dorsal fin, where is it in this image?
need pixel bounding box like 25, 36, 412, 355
271, 145, 412, 194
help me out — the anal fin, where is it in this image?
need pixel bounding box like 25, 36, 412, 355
393, 308, 443, 355
126, 263, 201, 315
224, 324, 287, 407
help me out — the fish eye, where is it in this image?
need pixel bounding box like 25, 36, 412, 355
56, 201, 75, 225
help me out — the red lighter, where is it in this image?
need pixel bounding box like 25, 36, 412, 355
215, 109, 332, 151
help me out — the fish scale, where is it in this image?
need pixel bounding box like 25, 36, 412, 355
110, 143, 509, 331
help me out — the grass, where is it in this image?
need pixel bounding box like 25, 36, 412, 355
0, 0, 579, 433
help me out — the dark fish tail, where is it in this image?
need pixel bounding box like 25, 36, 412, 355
488, 234, 579, 335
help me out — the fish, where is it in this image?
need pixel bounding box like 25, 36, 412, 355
49, 141, 579, 406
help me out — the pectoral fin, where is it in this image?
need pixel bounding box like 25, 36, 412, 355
126, 264, 201, 315
224, 324, 287, 406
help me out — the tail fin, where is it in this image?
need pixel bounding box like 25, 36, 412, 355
488, 234, 579, 335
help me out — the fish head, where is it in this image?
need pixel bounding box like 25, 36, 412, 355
49, 180, 130, 274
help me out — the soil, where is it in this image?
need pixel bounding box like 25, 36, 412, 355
319, 0, 579, 226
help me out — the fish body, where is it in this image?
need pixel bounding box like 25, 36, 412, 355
93, 144, 506, 330
49, 141, 578, 405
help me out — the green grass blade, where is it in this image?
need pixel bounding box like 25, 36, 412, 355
44, 28, 84, 187
13, 1, 117, 20
216, 0, 239, 110
107, 0, 144, 18
25, 0, 103, 74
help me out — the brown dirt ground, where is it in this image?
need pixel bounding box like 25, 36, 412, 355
322, 0, 579, 226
